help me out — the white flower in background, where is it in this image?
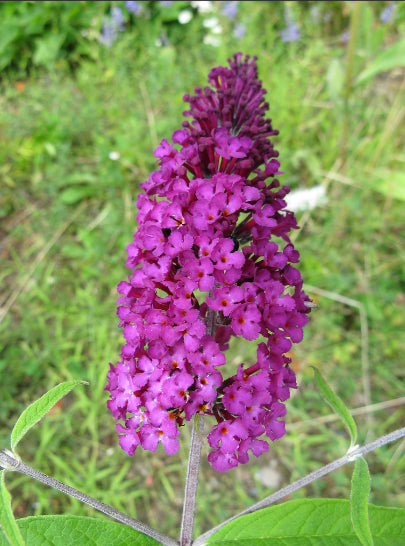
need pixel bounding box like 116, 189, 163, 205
284, 185, 327, 212
203, 34, 221, 47
109, 151, 120, 161
178, 10, 193, 24
191, 1, 214, 13
203, 16, 222, 34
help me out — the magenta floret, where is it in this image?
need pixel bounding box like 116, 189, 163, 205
105, 53, 311, 471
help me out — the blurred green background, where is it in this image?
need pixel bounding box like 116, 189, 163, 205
1, 0, 404, 540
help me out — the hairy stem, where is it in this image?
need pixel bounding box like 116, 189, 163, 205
180, 305, 217, 546
179, 417, 205, 546
194, 426, 405, 546
0, 450, 178, 546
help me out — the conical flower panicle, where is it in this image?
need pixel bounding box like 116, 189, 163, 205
105, 53, 311, 471
181, 53, 279, 181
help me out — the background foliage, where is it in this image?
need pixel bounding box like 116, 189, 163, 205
1, 0, 404, 540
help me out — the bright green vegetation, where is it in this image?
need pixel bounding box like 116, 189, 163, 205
0, 1, 404, 540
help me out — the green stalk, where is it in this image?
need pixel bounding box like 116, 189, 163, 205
340, 1, 363, 163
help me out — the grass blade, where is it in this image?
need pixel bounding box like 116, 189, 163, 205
356, 38, 405, 85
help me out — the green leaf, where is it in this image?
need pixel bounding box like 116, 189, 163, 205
10, 381, 86, 452
0, 24, 19, 51
0, 515, 161, 546
33, 32, 66, 68
63, 172, 98, 185
312, 367, 357, 446
351, 458, 373, 546
60, 186, 95, 204
204, 499, 405, 545
0, 471, 25, 546
356, 38, 405, 85
367, 170, 405, 201
0, 24, 19, 71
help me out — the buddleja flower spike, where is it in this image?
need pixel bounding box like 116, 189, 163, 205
106, 53, 311, 471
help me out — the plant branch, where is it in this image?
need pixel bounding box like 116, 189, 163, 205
180, 305, 217, 546
194, 426, 405, 546
180, 417, 205, 546
0, 450, 178, 546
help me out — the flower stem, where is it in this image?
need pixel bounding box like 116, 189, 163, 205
180, 416, 205, 546
180, 305, 217, 545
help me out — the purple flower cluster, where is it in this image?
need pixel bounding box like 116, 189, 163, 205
106, 53, 311, 471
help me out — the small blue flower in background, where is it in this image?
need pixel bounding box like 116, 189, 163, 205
341, 30, 350, 43
280, 6, 300, 43
111, 7, 125, 31
280, 24, 300, 43
125, 1, 142, 16
309, 4, 321, 23
100, 19, 117, 48
233, 22, 245, 39
379, 2, 397, 23
221, 1, 239, 21
220, 2, 243, 41
100, 6, 125, 48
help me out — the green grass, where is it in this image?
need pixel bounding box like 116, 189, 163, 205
1, 0, 405, 541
